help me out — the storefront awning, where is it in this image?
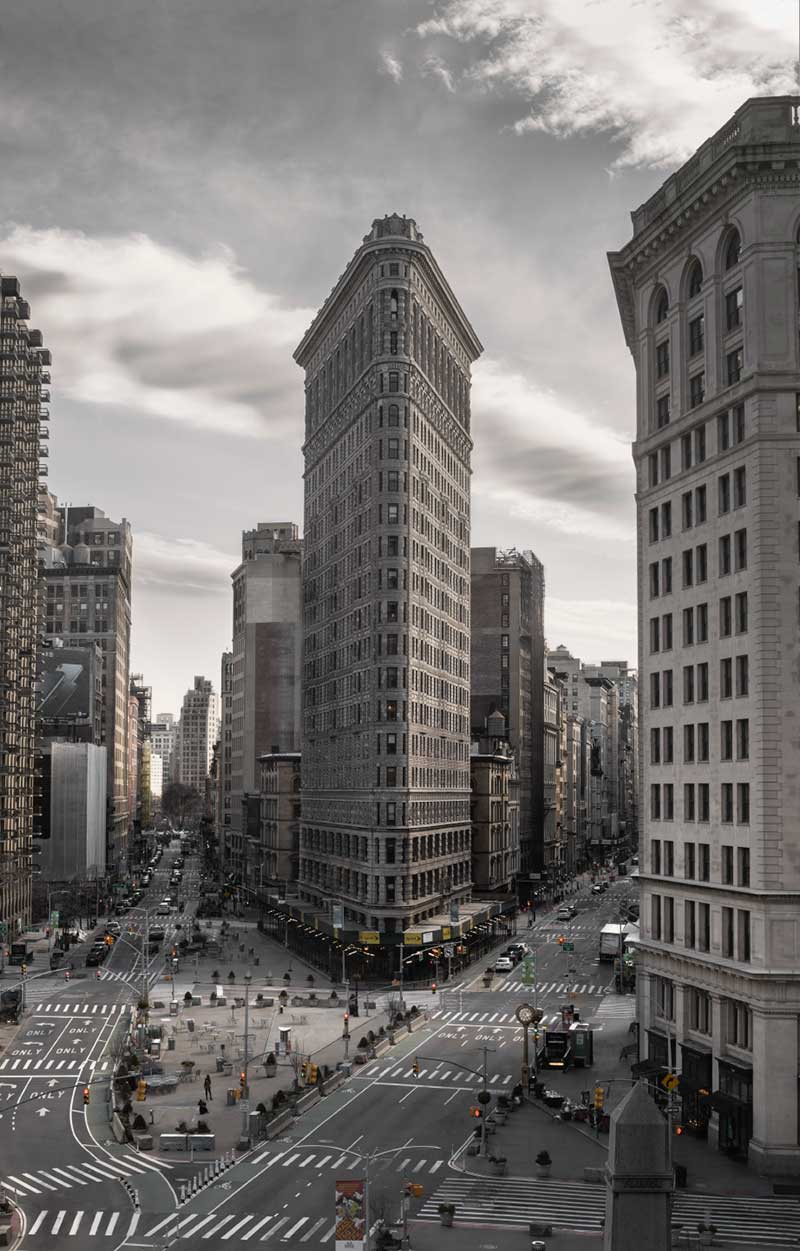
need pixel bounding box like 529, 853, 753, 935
706, 1090, 746, 1114
630, 1060, 666, 1080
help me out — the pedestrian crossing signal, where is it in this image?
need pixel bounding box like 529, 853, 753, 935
239, 1071, 246, 1089
413, 1057, 420, 1076
20, 963, 26, 975
557, 935, 566, 946
83, 1086, 90, 1105
308, 1063, 318, 1084
431, 982, 437, 995
469, 1106, 483, 1119
594, 1086, 605, 1110
64, 969, 71, 981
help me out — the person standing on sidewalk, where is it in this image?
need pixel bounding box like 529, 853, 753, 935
204, 1073, 212, 1100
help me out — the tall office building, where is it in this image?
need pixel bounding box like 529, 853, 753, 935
217, 653, 233, 852
471, 547, 545, 890
610, 96, 800, 1173
0, 277, 51, 933
176, 676, 219, 796
294, 214, 482, 948
221, 522, 302, 890
150, 712, 177, 787
41, 501, 133, 876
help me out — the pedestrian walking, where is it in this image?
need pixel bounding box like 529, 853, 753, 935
204, 1073, 212, 1100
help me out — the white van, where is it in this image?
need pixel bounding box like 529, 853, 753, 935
599, 922, 633, 961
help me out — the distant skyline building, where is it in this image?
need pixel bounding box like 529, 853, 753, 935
610, 95, 800, 1172
217, 652, 233, 850
176, 676, 219, 796
221, 521, 303, 891
150, 712, 177, 791
41, 497, 133, 875
0, 276, 51, 933
470, 547, 545, 892
294, 213, 483, 956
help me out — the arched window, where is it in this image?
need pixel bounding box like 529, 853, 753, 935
655, 287, 669, 324
687, 258, 703, 299
724, 229, 741, 271
388, 403, 399, 427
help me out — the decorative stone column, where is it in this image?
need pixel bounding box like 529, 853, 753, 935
749, 1009, 800, 1176
603, 1080, 673, 1251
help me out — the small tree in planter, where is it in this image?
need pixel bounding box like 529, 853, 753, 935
228, 970, 236, 982
535, 1150, 552, 1179
264, 1052, 277, 1075
306, 973, 315, 987
132, 1113, 148, 1134
438, 1202, 456, 1227
211, 970, 220, 981
183, 990, 193, 1004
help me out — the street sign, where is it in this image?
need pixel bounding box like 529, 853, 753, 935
563, 942, 574, 953
49, 913, 59, 927
666, 1104, 681, 1118
661, 1073, 679, 1092
443, 943, 454, 958
521, 957, 535, 987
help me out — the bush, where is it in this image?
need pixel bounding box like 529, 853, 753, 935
410, 1005, 419, 1017
256, 1101, 268, 1115
329, 989, 338, 1001
176, 1119, 189, 1133
272, 1089, 286, 1110
211, 970, 219, 981
132, 1113, 148, 1132
306, 973, 315, 986
197, 1119, 210, 1134
357, 1036, 369, 1050
265, 1052, 276, 1067
378, 1026, 385, 1037
183, 990, 193, 1003
536, 1150, 552, 1167
228, 970, 236, 982
367, 1030, 375, 1043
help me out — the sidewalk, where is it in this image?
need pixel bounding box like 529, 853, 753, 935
407, 1220, 601, 1250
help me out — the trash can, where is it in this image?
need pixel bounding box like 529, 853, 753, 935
674, 1163, 687, 1189
216, 1057, 225, 1073
186, 1018, 195, 1033
226, 1088, 239, 1106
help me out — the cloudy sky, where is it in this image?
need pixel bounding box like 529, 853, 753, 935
3, 0, 796, 714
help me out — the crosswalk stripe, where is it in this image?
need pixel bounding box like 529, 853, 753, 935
105, 1212, 119, 1235
396, 1157, 411, 1173
413, 1159, 426, 1173
430, 1161, 443, 1172
298, 1154, 316, 1167
40, 1170, 71, 1189
317, 1155, 332, 1168
255, 1151, 285, 1168
62, 1165, 91, 1185
89, 1213, 103, 1235
68, 1211, 83, 1235
125, 1212, 140, 1239
28, 1211, 47, 1235
81, 1162, 120, 1181
260, 1216, 290, 1240
52, 1211, 67, 1234
179, 1214, 215, 1236
281, 1153, 300, 1168
7, 1174, 41, 1194
330, 1155, 348, 1170
282, 1217, 309, 1240
301, 1218, 327, 1241
223, 1215, 256, 1240
241, 1214, 273, 1240
24, 1171, 56, 1191
145, 1213, 178, 1236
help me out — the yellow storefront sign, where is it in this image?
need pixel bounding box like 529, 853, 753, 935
404, 931, 422, 945
358, 931, 380, 945
442, 927, 451, 941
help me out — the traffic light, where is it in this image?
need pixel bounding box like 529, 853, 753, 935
95, 969, 101, 980
557, 935, 566, 946
343, 1011, 349, 1037
308, 1063, 319, 1084
431, 982, 437, 995
301, 1061, 309, 1082
469, 1106, 483, 1119
594, 1086, 605, 1112
20, 963, 26, 975
239, 1071, 246, 1090
83, 1086, 90, 1105
413, 1057, 420, 1077
64, 969, 71, 981
674, 1124, 684, 1136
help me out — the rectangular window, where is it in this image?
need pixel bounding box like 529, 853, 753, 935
388, 371, 399, 393
737, 781, 750, 825
732, 403, 745, 445
689, 986, 711, 1033
719, 411, 731, 451
690, 373, 705, 408
699, 843, 710, 881
722, 844, 734, 884
734, 465, 746, 508
726, 287, 743, 331
387, 503, 399, 524
726, 347, 743, 386
720, 595, 732, 637
663, 726, 674, 763
650, 672, 660, 709
650, 727, 661, 764
682, 491, 693, 529
386, 470, 400, 490
719, 534, 732, 576
721, 783, 734, 824
689, 314, 705, 356
683, 723, 695, 762
683, 665, 695, 704
697, 663, 708, 701
735, 591, 748, 634
685, 900, 696, 949
696, 543, 707, 582
662, 613, 673, 649
695, 484, 707, 523
698, 722, 709, 761
661, 445, 672, 481
649, 618, 660, 653
649, 562, 659, 599
651, 894, 662, 941
684, 783, 696, 821
663, 669, 674, 706
695, 424, 707, 463
721, 720, 733, 761
698, 902, 710, 950
726, 999, 751, 1049
736, 718, 749, 760
682, 548, 694, 588
685, 843, 696, 879
722, 906, 734, 958
654, 975, 674, 1020
721, 657, 733, 699
664, 784, 674, 820
661, 557, 672, 594
681, 433, 692, 472
664, 840, 674, 875
719, 473, 731, 514
698, 782, 710, 821
737, 846, 750, 887
650, 784, 661, 820
682, 607, 694, 646
656, 339, 670, 378
664, 896, 675, 942
737, 910, 751, 963
651, 839, 662, 875
736, 654, 749, 696
656, 394, 670, 429
661, 501, 672, 537
649, 508, 659, 543
648, 453, 659, 487
697, 602, 708, 642
734, 528, 747, 570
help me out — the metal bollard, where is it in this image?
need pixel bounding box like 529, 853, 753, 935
134, 1190, 140, 1210
179, 1184, 186, 1204
204, 1166, 210, 1185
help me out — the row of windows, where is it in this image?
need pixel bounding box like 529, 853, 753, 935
655, 981, 752, 1051
651, 838, 751, 886
647, 406, 745, 490
650, 718, 748, 764
648, 591, 748, 652
651, 894, 751, 963
649, 655, 748, 707
650, 781, 749, 823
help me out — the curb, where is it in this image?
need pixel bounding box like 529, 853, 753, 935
177, 1149, 237, 1203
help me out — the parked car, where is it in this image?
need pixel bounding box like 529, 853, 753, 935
506, 943, 530, 961
494, 956, 514, 973
156, 901, 172, 916
556, 904, 577, 921
591, 883, 607, 895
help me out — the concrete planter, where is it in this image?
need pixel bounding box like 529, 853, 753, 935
189, 1134, 215, 1152
266, 1109, 293, 1139
295, 1088, 321, 1115
0, 1221, 12, 1247
159, 1133, 189, 1152
134, 1133, 154, 1151
373, 1038, 391, 1058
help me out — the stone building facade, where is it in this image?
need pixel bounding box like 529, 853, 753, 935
470, 714, 520, 895
610, 95, 800, 1173
294, 214, 482, 946
176, 676, 219, 797
259, 752, 301, 890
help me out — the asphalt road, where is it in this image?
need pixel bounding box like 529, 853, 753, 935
3, 867, 640, 1249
